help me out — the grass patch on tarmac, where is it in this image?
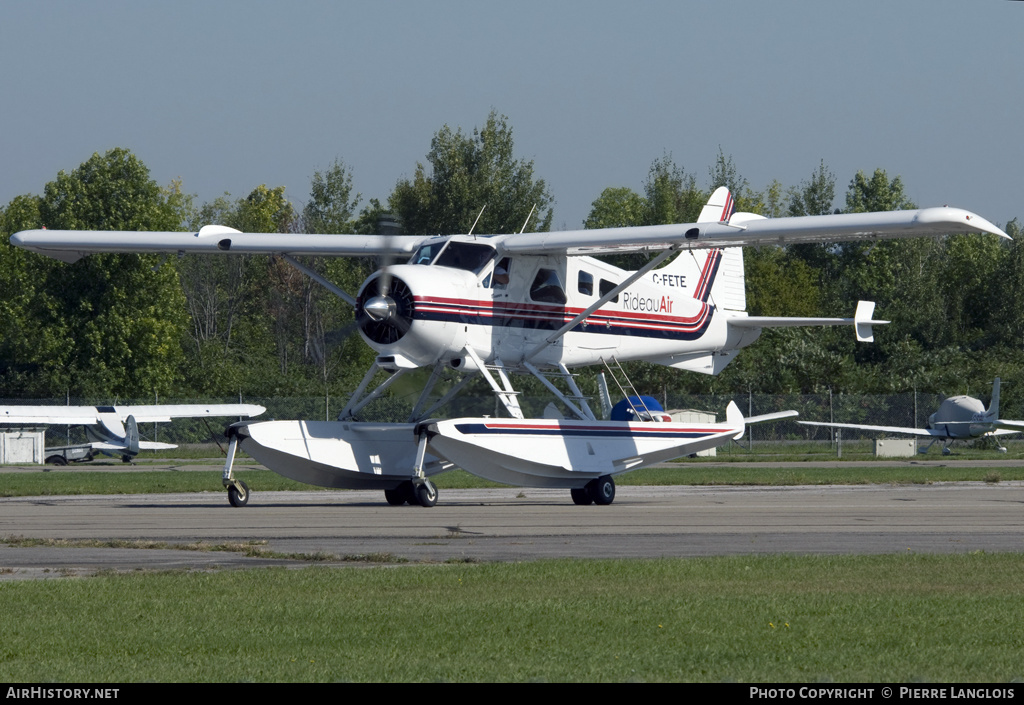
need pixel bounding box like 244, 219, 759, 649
1, 553, 1023, 682
2, 464, 1024, 498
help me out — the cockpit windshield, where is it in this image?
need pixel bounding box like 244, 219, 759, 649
432, 242, 496, 274
411, 242, 444, 265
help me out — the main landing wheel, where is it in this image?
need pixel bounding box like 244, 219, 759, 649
591, 475, 615, 506
414, 480, 438, 508
228, 480, 250, 507
570, 487, 593, 505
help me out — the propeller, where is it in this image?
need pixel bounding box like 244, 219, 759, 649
356, 273, 414, 345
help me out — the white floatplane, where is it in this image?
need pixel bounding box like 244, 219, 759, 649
13, 188, 1009, 505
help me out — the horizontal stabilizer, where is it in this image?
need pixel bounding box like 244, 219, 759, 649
729, 300, 888, 342
90, 441, 178, 452
799, 421, 944, 438
746, 410, 799, 425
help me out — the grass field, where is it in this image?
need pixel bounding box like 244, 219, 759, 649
1, 554, 1023, 682
4, 449, 1023, 682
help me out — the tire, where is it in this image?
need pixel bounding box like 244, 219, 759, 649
591, 475, 615, 506
384, 487, 408, 506
45, 455, 68, 466
570, 487, 592, 505
414, 480, 438, 508
228, 480, 250, 507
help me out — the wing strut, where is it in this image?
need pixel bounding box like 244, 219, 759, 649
280, 254, 356, 306
464, 348, 524, 419
522, 361, 596, 421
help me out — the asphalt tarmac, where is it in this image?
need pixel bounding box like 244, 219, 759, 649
2, 479, 1023, 580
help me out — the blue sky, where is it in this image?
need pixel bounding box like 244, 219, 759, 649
1, 0, 1020, 231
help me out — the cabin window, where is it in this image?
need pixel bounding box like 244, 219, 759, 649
530, 268, 567, 305
599, 278, 619, 303
434, 242, 496, 274
578, 270, 594, 296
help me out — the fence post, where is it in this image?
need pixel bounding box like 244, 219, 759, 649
748, 390, 753, 451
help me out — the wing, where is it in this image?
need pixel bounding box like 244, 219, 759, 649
798, 421, 947, 438
498, 207, 1009, 255
11, 206, 1008, 262
993, 420, 1024, 433
111, 404, 266, 423
10, 225, 425, 264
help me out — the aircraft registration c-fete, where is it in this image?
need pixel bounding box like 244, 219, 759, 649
12, 188, 1010, 507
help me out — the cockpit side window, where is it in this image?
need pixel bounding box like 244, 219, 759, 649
491, 257, 511, 289
433, 242, 496, 274
530, 268, 567, 305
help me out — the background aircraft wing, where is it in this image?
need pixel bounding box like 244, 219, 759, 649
992, 420, 1024, 433
798, 421, 947, 438
0, 404, 264, 426
112, 404, 266, 423
498, 207, 1009, 255
0, 406, 100, 425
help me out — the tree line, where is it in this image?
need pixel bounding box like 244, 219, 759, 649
1, 111, 1021, 412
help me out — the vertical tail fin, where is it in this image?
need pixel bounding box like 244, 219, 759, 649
725, 400, 745, 440
698, 187, 736, 224
656, 187, 746, 312
124, 415, 140, 457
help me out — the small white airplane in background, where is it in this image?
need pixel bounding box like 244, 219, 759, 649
800, 378, 1023, 454
0, 404, 265, 463
13, 188, 1009, 506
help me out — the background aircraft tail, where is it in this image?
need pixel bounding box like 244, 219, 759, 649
655, 187, 747, 313
985, 378, 1001, 422
124, 415, 140, 457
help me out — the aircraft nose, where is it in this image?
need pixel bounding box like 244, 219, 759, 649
357, 275, 414, 345
363, 295, 396, 322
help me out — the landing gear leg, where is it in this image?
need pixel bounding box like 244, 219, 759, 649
222, 431, 250, 507
410, 432, 438, 508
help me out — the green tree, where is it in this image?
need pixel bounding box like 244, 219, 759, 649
644, 154, 705, 225
0, 194, 72, 395
390, 111, 553, 235
583, 187, 646, 229
788, 160, 837, 217
32, 149, 189, 397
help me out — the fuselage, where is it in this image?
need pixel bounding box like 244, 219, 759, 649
927, 396, 993, 439
354, 236, 755, 371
